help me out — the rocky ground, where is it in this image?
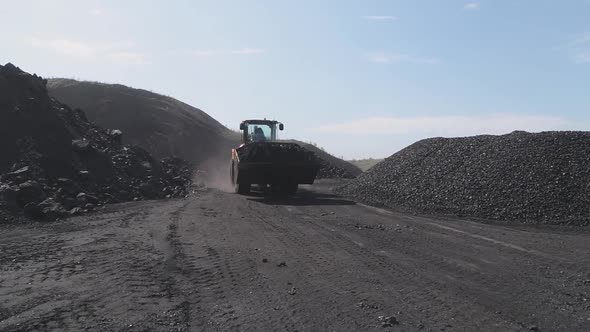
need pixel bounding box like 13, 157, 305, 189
336, 131, 590, 226
0, 63, 192, 222
1, 183, 588, 331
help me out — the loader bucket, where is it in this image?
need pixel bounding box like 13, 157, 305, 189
234, 142, 320, 185
237, 161, 319, 185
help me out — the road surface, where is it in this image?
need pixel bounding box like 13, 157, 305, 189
1, 183, 589, 331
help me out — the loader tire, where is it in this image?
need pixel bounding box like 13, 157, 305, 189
232, 160, 251, 195
236, 183, 251, 195
230, 160, 236, 185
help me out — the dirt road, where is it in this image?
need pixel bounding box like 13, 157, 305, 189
1, 183, 589, 331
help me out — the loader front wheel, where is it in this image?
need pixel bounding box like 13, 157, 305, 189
236, 183, 251, 195
232, 160, 250, 195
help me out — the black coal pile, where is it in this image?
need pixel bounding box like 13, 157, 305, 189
0, 63, 192, 221
335, 131, 590, 226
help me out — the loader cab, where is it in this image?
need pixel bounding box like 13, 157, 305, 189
239, 120, 284, 144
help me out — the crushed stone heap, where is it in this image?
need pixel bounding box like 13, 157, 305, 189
335, 131, 590, 226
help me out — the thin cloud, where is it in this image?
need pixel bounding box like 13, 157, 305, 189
560, 33, 590, 64
366, 52, 440, 65
90, 8, 104, 16
108, 52, 148, 65
30, 38, 96, 57
313, 114, 569, 136
188, 50, 217, 57
560, 33, 590, 49
574, 51, 590, 63
29, 38, 146, 64
186, 48, 265, 57
464, 3, 480, 10
230, 48, 265, 55
362, 15, 398, 21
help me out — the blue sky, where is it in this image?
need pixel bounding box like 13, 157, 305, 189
1, 0, 589, 159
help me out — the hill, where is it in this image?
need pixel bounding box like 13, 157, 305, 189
47, 78, 238, 165
335, 131, 590, 226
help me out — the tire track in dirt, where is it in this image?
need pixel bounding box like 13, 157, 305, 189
164, 195, 251, 331
264, 202, 522, 331
331, 211, 590, 329
239, 200, 401, 331
0, 200, 195, 331
2, 187, 589, 331
290, 203, 590, 331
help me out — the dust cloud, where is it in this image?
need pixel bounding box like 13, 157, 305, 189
194, 157, 234, 192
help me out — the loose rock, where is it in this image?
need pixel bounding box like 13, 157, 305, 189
0, 63, 193, 222
336, 132, 590, 226
378, 315, 399, 327
23, 202, 42, 218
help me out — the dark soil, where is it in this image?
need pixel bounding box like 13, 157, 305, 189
1, 185, 588, 331
335, 131, 590, 226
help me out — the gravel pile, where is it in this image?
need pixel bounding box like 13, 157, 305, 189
335, 131, 590, 226
0, 63, 192, 221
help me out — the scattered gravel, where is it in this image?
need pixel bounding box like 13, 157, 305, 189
335, 132, 590, 226
378, 315, 399, 327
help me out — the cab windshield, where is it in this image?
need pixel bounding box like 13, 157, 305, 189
247, 124, 274, 142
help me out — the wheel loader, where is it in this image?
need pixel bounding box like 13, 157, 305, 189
230, 119, 320, 195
